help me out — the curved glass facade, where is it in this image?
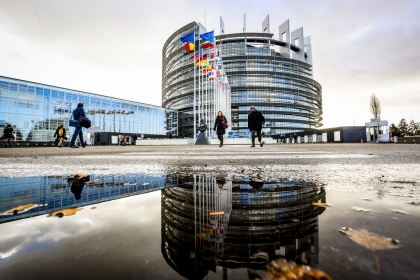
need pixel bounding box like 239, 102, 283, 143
162, 22, 323, 136
0, 76, 178, 143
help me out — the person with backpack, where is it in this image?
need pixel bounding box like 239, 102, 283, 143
70, 103, 87, 148
2, 123, 13, 148
54, 125, 66, 148
213, 110, 228, 147
248, 105, 265, 148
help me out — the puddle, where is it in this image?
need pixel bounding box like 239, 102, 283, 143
0, 172, 419, 279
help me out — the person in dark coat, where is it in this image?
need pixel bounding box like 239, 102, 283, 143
53, 125, 66, 148
248, 105, 265, 147
132, 134, 138, 145
2, 123, 13, 148
213, 111, 228, 147
70, 103, 87, 148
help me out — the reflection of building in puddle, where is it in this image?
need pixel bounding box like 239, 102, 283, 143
161, 176, 326, 279
0, 173, 174, 224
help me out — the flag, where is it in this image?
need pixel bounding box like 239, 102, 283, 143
201, 64, 213, 73
210, 49, 219, 59
189, 49, 203, 59
195, 56, 207, 66
199, 31, 215, 43
201, 43, 216, 49
180, 33, 194, 43
184, 43, 194, 52
207, 71, 215, 80
213, 57, 222, 70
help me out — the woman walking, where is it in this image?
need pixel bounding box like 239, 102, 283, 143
2, 123, 13, 148
213, 111, 228, 147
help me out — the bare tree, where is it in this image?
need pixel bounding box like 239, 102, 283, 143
370, 94, 381, 119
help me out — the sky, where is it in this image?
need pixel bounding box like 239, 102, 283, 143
0, 0, 419, 127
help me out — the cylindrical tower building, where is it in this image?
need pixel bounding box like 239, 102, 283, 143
162, 19, 323, 137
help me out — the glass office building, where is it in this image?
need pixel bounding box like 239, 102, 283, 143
162, 20, 323, 136
0, 76, 178, 143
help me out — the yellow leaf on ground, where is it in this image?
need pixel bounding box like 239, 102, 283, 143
5, 204, 38, 214
261, 258, 331, 280
312, 202, 330, 207
49, 207, 83, 217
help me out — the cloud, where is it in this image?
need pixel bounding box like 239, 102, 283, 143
0, 0, 419, 126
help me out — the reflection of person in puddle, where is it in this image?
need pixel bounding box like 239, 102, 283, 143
249, 180, 264, 194
68, 175, 90, 200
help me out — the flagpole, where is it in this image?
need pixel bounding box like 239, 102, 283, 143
193, 32, 196, 144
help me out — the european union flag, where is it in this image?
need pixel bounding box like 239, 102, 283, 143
200, 31, 214, 43
180, 33, 195, 43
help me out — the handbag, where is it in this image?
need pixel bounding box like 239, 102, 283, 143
221, 118, 228, 129
79, 115, 91, 128
69, 119, 81, 127
11, 133, 16, 140
0, 134, 4, 140
54, 138, 59, 145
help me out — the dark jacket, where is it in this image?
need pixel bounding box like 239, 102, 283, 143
72, 107, 86, 121
54, 127, 66, 138
3, 125, 13, 138
248, 110, 265, 130
213, 116, 228, 135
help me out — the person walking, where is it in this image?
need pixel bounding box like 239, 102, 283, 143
54, 125, 66, 148
120, 134, 126, 146
2, 123, 13, 148
248, 105, 265, 147
70, 103, 87, 148
132, 134, 138, 145
213, 111, 228, 147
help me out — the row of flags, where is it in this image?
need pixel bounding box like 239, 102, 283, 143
179, 30, 230, 88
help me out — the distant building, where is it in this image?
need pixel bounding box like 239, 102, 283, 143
0, 76, 178, 144
365, 118, 390, 142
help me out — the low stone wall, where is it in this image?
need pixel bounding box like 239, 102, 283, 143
396, 137, 420, 144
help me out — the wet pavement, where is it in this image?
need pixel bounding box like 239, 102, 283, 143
0, 144, 419, 279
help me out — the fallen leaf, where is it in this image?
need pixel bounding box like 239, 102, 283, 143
4, 204, 38, 214
339, 227, 400, 272
72, 173, 85, 180
312, 202, 330, 207
49, 207, 83, 218
241, 169, 245, 174
260, 258, 331, 280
